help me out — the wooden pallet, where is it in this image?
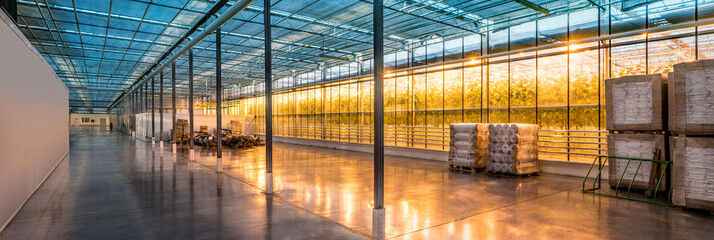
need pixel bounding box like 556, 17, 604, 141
608, 130, 667, 135
672, 133, 714, 137
448, 164, 483, 173
486, 170, 540, 178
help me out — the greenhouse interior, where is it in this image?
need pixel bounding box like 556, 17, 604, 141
2, 0, 714, 239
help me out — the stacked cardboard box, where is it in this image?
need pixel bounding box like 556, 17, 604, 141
486, 124, 539, 175
668, 60, 714, 212
605, 74, 668, 191
448, 123, 488, 169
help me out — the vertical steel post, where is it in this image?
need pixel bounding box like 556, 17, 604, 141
372, 0, 385, 239
172, 62, 177, 153
264, 0, 274, 194
131, 92, 134, 137
216, 27, 223, 173
189, 49, 195, 160
152, 77, 156, 145
144, 83, 147, 114
160, 71, 164, 151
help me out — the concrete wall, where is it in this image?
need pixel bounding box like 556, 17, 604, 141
0, 11, 69, 232
70, 113, 109, 127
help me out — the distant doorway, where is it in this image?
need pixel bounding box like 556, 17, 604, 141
100, 118, 107, 128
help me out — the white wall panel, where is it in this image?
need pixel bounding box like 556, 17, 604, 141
0, 11, 69, 231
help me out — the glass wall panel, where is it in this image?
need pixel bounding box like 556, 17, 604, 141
537, 48, 568, 161
444, 38, 463, 61
489, 57, 509, 123
464, 35, 481, 58
569, 8, 599, 40
699, 0, 714, 20
427, 42, 444, 64
413, 69, 427, 148
413, 46, 427, 67
489, 29, 509, 54
538, 14, 567, 46
570, 44, 601, 162
510, 54, 536, 124
648, 35, 696, 74
396, 51, 409, 69
385, 53, 396, 71
611, 37, 646, 77
611, 2, 646, 34
510, 22, 536, 50
395, 73, 411, 147
464, 61, 482, 123
444, 63, 463, 111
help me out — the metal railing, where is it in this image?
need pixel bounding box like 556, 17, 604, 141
582, 155, 673, 206
254, 123, 607, 159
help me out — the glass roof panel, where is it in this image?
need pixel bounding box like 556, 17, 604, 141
16, 0, 604, 113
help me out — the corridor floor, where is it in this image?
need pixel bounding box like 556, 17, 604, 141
2, 127, 714, 239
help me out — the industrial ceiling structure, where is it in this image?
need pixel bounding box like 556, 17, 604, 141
16, 0, 628, 113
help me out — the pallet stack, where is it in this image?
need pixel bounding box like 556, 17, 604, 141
174, 119, 189, 143
668, 60, 714, 212
448, 123, 489, 170
486, 124, 539, 175
604, 74, 668, 192
231, 120, 242, 136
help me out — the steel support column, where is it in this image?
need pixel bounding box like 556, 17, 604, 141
160, 71, 164, 151
144, 83, 147, 114
264, 0, 273, 194
372, 0, 385, 239
172, 62, 177, 153
216, 27, 223, 173
189, 49, 195, 160
130, 92, 134, 137
152, 77, 156, 145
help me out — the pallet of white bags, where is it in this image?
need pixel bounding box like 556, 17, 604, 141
487, 124, 540, 176
671, 136, 714, 212
605, 74, 667, 132
669, 60, 714, 135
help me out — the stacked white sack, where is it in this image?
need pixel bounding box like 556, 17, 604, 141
670, 60, 714, 134
672, 137, 714, 212
448, 123, 489, 168
487, 124, 539, 174
612, 81, 653, 124
607, 134, 666, 190
605, 74, 665, 131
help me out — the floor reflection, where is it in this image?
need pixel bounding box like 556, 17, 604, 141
4, 127, 714, 239
0, 127, 365, 240
183, 139, 714, 239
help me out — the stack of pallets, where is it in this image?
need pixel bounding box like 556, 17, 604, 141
668, 60, 714, 213
486, 124, 539, 176
448, 123, 488, 172
605, 74, 668, 193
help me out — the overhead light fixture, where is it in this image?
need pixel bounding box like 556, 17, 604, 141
318, 54, 350, 61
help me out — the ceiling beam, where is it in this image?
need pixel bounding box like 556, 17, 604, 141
514, 0, 550, 15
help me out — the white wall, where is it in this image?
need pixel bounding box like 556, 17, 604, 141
70, 113, 109, 127
0, 11, 69, 232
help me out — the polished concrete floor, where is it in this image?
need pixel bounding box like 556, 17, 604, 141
2, 127, 714, 239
